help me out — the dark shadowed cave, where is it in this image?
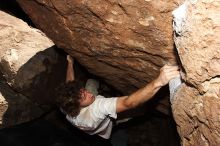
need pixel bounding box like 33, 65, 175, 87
0, 1, 182, 146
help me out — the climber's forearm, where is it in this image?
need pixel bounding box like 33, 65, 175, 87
116, 65, 180, 113
125, 79, 162, 107
66, 60, 75, 83
116, 79, 162, 113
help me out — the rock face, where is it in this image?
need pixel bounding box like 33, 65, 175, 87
0, 78, 43, 128
172, 1, 220, 145
0, 11, 67, 109
17, 0, 182, 94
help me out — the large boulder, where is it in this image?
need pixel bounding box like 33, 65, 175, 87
17, 0, 182, 94
172, 1, 220, 145
0, 11, 66, 109
0, 77, 43, 128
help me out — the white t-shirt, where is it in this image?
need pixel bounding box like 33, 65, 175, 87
66, 95, 118, 139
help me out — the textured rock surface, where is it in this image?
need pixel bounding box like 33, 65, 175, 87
0, 78, 43, 129
0, 11, 66, 109
173, 1, 220, 88
17, 0, 182, 94
172, 1, 220, 145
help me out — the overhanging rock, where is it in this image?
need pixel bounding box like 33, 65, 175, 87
17, 0, 182, 94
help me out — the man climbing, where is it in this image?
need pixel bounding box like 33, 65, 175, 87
57, 55, 180, 140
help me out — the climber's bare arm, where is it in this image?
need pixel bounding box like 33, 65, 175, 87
66, 55, 75, 83
116, 65, 180, 113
